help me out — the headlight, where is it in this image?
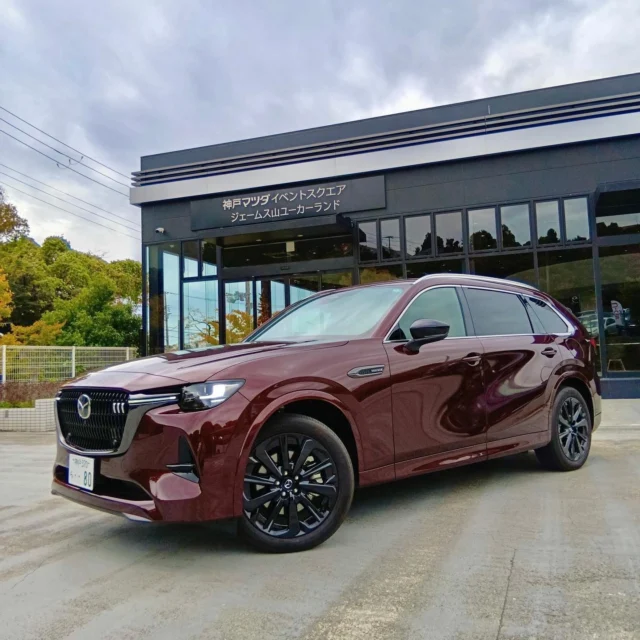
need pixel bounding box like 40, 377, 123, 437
179, 380, 245, 412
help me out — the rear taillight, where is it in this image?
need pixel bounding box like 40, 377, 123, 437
589, 338, 597, 350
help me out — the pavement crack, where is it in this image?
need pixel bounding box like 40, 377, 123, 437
496, 548, 516, 640
10, 555, 48, 591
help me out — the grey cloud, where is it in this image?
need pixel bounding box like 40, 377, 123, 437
0, 0, 638, 259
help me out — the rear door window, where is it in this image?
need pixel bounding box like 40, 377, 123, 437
524, 296, 568, 335
464, 288, 532, 336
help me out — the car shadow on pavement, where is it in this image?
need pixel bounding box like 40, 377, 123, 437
106, 452, 544, 554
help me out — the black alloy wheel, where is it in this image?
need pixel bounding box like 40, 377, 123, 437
535, 387, 592, 471
239, 413, 354, 552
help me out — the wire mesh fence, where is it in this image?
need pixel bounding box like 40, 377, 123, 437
0, 346, 136, 383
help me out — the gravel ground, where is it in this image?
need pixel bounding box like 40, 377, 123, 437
0, 426, 639, 640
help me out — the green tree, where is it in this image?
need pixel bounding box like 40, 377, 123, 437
0, 238, 59, 325
107, 259, 142, 303
0, 187, 29, 241
41, 236, 71, 265
43, 279, 141, 347
0, 266, 12, 321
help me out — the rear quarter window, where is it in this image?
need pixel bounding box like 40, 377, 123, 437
525, 297, 569, 335
464, 288, 532, 336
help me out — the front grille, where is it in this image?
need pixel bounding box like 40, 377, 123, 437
58, 389, 129, 452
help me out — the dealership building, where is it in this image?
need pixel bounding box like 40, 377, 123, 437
131, 73, 640, 398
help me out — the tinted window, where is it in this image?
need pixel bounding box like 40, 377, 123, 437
501, 204, 531, 248
380, 218, 402, 259
436, 211, 463, 254
465, 288, 532, 336
564, 197, 590, 242
524, 297, 568, 334
358, 221, 378, 261
535, 201, 561, 245
393, 287, 466, 340
404, 214, 431, 258
468, 208, 497, 251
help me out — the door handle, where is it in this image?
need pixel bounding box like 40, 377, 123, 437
462, 353, 482, 366
541, 347, 557, 358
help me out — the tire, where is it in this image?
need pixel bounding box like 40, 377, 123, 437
238, 413, 354, 553
535, 387, 592, 471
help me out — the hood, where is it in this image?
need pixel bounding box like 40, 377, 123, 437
65, 340, 346, 391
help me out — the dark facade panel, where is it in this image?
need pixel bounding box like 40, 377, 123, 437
141, 73, 640, 172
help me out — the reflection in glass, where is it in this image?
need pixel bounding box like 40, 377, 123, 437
406, 259, 463, 278
290, 235, 353, 261
538, 248, 599, 371
183, 240, 199, 278
146, 243, 180, 353
380, 218, 402, 259
183, 280, 219, 348
596, 211, 640, 236
535, 201, 561, 245
436, 211, 463, 254
468, 208, 497, 251
359, 265, 403, 283
224, 281, 254, 343
471, 253, 535, 285
202, 239, 217, 276
404, 214, 431, 258
256, 279, 287, 326
321, 271, 353, 290
501, 204, 531, 248
564, 197, 590, 242
598, 244, 640, 372
290, 274, 319, 304
358, 221, 378, 261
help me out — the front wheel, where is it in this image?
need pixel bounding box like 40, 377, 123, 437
238, 413, 354, 553
535, 387, 592, 471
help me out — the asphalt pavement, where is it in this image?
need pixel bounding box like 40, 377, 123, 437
1, 425, 639, 640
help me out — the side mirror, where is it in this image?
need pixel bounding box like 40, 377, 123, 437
405, 319, 449, 353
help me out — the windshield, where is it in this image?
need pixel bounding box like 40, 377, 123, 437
247, 284, 409, 341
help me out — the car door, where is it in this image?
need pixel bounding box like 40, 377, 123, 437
462, 286, 562, 443
383, 286, 487, 474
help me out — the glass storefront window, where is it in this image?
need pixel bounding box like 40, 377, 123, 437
501, 204, 531, 248
598, 244, 640, 372
358, 221, 378, 261
183, 240, 199, 278
290, 274, 319, 304
224, 281, 254, 343
436, 211, 463, 255
256, 279, 287, 326
183, 280, 219, 348
202, 239, 217, 276
404, 214, 432, 258
359, 265, 403, 283
468, 208, 497, 251
380, 218, 402, 260
564, 197, 590, 242
289, 235, 353, 261
321, 271, 353, 290
538, 248, 599, 370
596, 211, 640, 236
470, 252, 535, 286
146, 243, 180, 354
535, 201, 561, 245
406, 259, 464, 278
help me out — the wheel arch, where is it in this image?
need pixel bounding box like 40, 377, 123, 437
556, 375, 594, 426
232, 391, 363, 517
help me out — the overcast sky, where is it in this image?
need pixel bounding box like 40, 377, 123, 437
1, 0, 639, 261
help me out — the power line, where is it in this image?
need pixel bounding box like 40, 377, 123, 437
0, 180, 139, 241
0, 128, 129, 197
0, 116, 130, 188
0, 172, 140, 233
0, 163, 140, 228
0, 104, 130, 179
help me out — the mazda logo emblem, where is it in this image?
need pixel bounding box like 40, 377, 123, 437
77, 394, 92, 420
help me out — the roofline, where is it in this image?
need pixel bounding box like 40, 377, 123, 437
413, 273, 538, 290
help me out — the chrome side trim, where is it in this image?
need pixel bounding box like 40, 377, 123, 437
413, 273, 538, 291
347, 365, 386, 378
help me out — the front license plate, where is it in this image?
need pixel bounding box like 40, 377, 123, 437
68, 454, 95, 491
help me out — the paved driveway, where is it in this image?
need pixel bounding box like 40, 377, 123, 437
1, 427, 639, 640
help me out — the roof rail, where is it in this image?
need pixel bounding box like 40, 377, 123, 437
413, 273, 538, 290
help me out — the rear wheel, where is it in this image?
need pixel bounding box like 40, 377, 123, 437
238, 413, 354, 553
535, 387, 592, 471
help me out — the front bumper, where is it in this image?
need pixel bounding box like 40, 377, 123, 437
51, 392, 251, 522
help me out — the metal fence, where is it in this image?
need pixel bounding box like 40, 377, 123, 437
0, 346, 136, 383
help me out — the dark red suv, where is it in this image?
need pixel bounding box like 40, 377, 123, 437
52, 274, 601, 552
